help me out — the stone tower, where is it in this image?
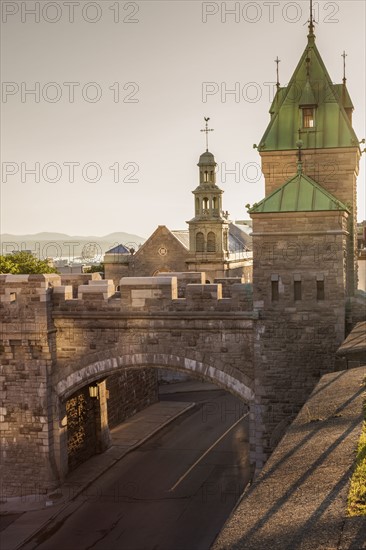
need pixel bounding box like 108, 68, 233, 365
256, 19, 361, 294
249, 16, 361, 459
187, 149, 230, 278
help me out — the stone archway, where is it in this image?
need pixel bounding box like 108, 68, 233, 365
55, 353, 254, 403
52, 353, 255, 482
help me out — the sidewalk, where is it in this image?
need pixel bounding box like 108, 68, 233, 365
213, 366, 366, 550
0, 400, 194, 550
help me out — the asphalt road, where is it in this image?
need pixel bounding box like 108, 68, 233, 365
22, 389, 251, 550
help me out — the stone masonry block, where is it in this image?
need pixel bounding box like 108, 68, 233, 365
186, 284, 222, 301
53, 286, 73, 301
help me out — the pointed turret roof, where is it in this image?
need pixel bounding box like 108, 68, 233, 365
259, 34, 359, 151
249, 168, 349, 214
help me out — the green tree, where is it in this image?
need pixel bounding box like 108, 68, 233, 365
84, 263, 105, 274
0, 252, 58, 274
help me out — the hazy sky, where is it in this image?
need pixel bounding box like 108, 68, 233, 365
1, 0, 365, 238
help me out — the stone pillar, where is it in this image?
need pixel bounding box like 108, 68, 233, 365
0, 274, 61, 497
95, 379, 111, 453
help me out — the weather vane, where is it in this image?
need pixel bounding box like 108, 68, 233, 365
342, 51, 347, 84
201, 117, 214, 152
275, 56, 281, 89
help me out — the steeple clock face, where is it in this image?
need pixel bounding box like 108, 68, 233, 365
158, 246, 168, 257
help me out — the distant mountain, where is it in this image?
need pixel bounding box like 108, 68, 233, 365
0, 232, 146, 261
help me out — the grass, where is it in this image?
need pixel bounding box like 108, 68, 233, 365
347, 385, 366, 516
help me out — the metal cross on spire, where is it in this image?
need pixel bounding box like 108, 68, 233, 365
275, 56, 281, 89
342, 50, 347, 84
201, 117, 214, 152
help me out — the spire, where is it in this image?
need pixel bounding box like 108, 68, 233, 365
296, 139, 303, 174
308, 0, 315, 43
342, 51, 347, 85
200, 117, 214, 152
275, 56, 281, 90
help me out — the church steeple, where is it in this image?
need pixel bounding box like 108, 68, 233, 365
192, 148, 224, 223
187, 119, 229, 256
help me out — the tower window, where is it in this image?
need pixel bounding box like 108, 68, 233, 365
316, 281, 325, 300
316, 275, 325, 300
271, 274, 279, 302
203, 197, 209, 211
204, 171, 209, 182
294, 281, 302, 301
196, 232, 204, 252
207, 232, 216, 252
302, 107, 315, 128
294, 274, 302, 301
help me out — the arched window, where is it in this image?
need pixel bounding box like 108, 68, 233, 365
203, 197, 209, 211
213, 197, 218, 210
207, 232, 216, 252
204, 171, 209, 182
196, 232, 204, 252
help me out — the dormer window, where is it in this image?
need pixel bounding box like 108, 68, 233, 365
302, 107, 315, 128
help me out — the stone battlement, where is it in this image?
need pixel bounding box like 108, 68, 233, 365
0, 273, 253, 314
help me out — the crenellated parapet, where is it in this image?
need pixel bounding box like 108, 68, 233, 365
0, 273, 61, 338
50, 276, 254, 314
0, 273, 254, 317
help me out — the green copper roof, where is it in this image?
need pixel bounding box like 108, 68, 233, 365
334, 84, 354, 110
299, 79, 317, 106
259, 37, 359, 151
249, 167, 349, 213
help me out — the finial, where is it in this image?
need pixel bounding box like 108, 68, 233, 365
200, 117, 214, 152
296, 139, 303, 173
308, 0, 315, 40
342, 51, 347, 84
275, 56, 281, 89
305, 49, 311, 78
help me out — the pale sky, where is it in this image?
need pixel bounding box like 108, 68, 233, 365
1, 0, 365, 238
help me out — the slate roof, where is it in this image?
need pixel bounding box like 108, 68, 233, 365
228, 223, 252, 252
105, 244, 130, 255
171, 230, 190, 249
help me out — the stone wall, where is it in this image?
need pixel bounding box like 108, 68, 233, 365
107, 368, 158, 429
251, 210, 349, 459
0, 274, 61, 497
260, 147, 360, 293
103, 262, 129, 290
260, 148, 360, 206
